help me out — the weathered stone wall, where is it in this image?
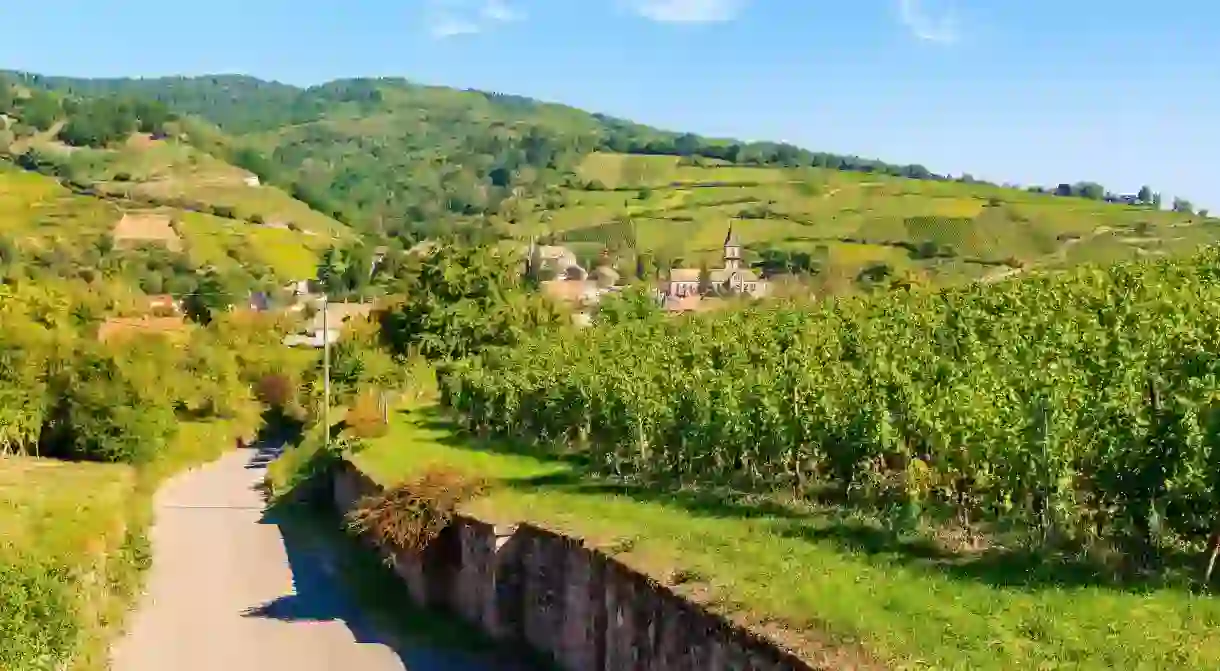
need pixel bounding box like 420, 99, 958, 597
333, 460, 824, 671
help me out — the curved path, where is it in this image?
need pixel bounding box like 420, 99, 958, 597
111, 443, 489, 671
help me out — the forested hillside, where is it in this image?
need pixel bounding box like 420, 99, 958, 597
0, 73, 957, 231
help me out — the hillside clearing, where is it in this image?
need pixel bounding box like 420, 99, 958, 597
350, 401, 1220, 671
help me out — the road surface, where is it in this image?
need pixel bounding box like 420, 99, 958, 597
110, 443, 496, 671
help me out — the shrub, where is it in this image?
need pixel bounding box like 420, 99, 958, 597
346, 468, 487, 555
0, 559, 79, 671
41, 351, 177, 464
344, 390, 389, 439
255, 373, 295, 409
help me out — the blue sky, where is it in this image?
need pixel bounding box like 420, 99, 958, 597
4, 0, 1218, 209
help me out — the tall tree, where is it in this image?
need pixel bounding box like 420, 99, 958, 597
183, 270, 233, 325
1172, 197, 1194, 214
697, 260, 712, 295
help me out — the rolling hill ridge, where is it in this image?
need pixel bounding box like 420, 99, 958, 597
1, 70, 1215, 296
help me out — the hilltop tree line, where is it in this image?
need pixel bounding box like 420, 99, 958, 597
0, 76, 175, 150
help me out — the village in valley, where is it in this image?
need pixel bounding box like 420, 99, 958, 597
527, 222, 771, 323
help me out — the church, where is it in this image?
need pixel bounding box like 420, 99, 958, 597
664, 224, 768, 299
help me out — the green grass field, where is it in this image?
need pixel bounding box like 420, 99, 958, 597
0, 457, 141, 671
350, 400, 1220, 671
512, 152, 1218, 288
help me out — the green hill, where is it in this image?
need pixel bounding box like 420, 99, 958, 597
4, 70, 1214, 295
0, 75, 354, 298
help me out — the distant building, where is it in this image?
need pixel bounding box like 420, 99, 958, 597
145, 294, 181, 315
540, 279, 604, 307
524, 241, 582, 279
283, 301, 374, 348
285, 279, 313, 296
307, 301, 373, 334
248, 292, 270, 312
664, 224, 768, 299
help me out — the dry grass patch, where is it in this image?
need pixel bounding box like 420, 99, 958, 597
346, 467, 487, 556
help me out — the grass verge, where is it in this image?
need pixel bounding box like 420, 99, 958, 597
0, 458, 143, 671
351, 401, 1220, 671
0, 418, 250, 671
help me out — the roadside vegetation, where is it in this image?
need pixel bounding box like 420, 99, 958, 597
0, 274, 319, 670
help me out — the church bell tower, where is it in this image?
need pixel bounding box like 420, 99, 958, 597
723, 222, 742, 270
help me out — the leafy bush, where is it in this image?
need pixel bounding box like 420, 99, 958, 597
0, 559, 79, 671
377, 243, 563, 361
42, 350, 178, 464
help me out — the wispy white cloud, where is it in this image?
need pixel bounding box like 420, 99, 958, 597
425, 0, 524, 39
480, 0, 522, 22
897, 0, 959, 45
623, 0, 747, 24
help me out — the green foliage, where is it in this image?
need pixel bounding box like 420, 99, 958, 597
323, 318, 403, 406
0, 560, 78, 670
378, 243, 563, 361
595, 285, 662, 325
0, 455, 140, 671
182, 269, 235, 325
315, 243, 382, 300
443, 248, 1220, 560
41, 347, 178, 464
14, 90, 60, 131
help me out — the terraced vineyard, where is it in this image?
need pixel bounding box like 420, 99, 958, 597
0, 154, 344, 282
509, 152, 1217, 289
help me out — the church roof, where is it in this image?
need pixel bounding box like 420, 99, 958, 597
709, 268, 759, 283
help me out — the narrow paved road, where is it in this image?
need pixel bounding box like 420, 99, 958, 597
111, 443, 490, 671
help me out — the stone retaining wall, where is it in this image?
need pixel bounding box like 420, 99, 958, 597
332, 460, 824, 671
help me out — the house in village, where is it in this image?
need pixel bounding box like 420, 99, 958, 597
283, 301, 374, 348
664, 225, 768, 306
144, 294, 182, 316
524, 240, 584, 280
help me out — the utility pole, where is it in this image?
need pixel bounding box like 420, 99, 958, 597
321, 293, 330, 449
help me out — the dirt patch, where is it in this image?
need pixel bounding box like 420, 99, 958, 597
124, 133, 161, 150
112, 212, 182, 252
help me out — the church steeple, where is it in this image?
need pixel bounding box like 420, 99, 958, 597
723, 221, 742, 270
